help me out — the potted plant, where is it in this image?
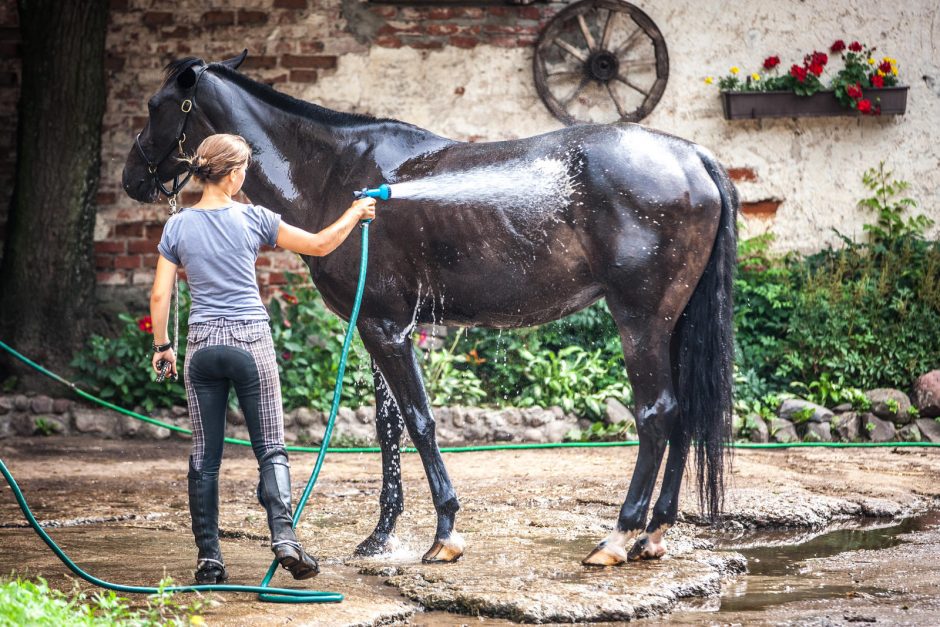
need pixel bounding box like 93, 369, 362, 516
707, 40, 908, 119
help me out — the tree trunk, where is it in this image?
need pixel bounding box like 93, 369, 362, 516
0, 0, 109, 388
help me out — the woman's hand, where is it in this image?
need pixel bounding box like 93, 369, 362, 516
152, 348, 178, 379
349, 197, 376, 222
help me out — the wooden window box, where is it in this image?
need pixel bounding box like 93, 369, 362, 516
720, 86, 908, 120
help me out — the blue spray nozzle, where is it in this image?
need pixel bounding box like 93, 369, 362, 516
353, 183, 391, 201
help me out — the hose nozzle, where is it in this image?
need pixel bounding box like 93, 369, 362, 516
353, 183, 391, 201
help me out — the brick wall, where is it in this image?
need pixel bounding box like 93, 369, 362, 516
0, 0, 563, 307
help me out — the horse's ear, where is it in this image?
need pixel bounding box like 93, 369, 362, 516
177, 66, 198, 89
220, 49, 248, 70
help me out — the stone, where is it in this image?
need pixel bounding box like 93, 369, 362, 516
604, 397, 635, 426
778, 398, 833, 424
119, 414, 142, 437
802, 421, 832, 442
292, 407, 319, 427
0, 397, 12, 414
832, 412, 861, 442
544, 421, 570, 443
337, 407, 356, 427
282, 408, 295, 428
29, 395, 54, 414
898, 424, 921, 442
832, 403, 853, 413
449, 408, 464, 428
862, 413, 896, 442
770, 418, 799, 443
500, 407, 522, 426
137, 422, 172, 440
13, 395, 29, 411
522, 427, 548, 443
0, 414, 10, 439
226, 407, 244, 426
915, 418, 940, 443
912, 371, 940, 418
864, 388, 911, 422
171, 405, 189, 416
52, 398, 71, 414
73, 408, 122, 437
747, 415, 770, 443
10, 413, 36, 436
356, 406, 375, 424
523, 407, 553, 427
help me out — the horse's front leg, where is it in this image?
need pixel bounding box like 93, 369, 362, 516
354, 360, 405, 556
357, 317, 463, 563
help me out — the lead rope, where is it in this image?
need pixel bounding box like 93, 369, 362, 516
168, 195, 180, 366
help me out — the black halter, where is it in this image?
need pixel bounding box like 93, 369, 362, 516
134, 66, 208, 205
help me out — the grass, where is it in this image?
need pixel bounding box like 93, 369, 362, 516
0, 576, 207, 626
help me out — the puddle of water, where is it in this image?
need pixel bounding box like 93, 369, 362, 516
699, 510, 940, 615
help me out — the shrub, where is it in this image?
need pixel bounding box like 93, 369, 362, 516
70, 284, 191, 413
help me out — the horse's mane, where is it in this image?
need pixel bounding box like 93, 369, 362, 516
207, 63, 400, 128
162, 57, 203, 88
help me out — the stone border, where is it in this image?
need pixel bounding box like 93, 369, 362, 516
0, 394, 585, 446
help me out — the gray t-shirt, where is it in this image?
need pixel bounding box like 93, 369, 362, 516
158, 202, 282, 324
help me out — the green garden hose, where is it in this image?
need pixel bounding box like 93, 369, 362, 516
2, 217, 940, 604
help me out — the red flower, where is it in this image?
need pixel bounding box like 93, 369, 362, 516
762, 55, 780, 70
848, 41, 863, 52
789, 64, 808, 83
137, 316, 153, 334
809, 62, 824, 77
282, 351, 292, 361
878, 60, 892, 74
846, 83, 863, 99
830, 40, 846, 53
871, 74, 884, 88
281, 290, 298, 305
810, 51, 828, 67
857, 98, 872, 113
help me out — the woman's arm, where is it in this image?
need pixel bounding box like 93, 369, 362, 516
276, 197, 376, 256
149, 255, 179, 376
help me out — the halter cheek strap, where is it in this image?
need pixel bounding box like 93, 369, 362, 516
134, 66, 208, 210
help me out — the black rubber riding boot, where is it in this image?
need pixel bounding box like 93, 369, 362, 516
188, 464, 228, 584
257, 449, 319, 580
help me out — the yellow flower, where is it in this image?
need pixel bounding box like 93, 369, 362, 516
877, 69, 886, 77
751, 72, 761, 81
704, 76, 714, 85
190, 618, 206, 626
730, 66, 740, 75
868, 58, 876, 65
892, 67, 898, 76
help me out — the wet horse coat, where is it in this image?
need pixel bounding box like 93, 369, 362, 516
123, 52, 736, 566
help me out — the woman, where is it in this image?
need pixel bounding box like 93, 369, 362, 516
149, 133, 376, 584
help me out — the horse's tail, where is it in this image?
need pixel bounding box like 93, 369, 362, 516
678, 147, 738, 522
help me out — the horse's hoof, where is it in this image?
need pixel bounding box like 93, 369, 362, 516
581, 530, 635, 566
421, 532, 464, 563
354, 533, 399, 557
627, 533, 667, 561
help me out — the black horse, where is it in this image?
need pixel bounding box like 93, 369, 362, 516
123, 51, 736, 566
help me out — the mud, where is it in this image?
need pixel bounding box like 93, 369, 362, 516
1, 437, 939, 625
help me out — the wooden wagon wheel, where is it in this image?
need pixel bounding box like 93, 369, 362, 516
534, 0, 669, 125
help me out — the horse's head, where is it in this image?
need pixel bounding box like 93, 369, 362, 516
121, 50, 248, 203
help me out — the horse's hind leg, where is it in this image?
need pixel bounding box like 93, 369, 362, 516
357, 317, 463, 563
354, 360, 405, 557
627, 425, 690, 560
583, 302, 679, 566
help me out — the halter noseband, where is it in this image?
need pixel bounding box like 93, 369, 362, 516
134, 65, 208, 210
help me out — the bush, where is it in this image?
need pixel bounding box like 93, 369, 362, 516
70, 284, 191, 413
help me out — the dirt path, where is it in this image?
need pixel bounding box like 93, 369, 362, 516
1, 437, 938, 625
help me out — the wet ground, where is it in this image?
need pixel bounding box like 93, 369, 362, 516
1, 436, 939, 625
